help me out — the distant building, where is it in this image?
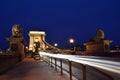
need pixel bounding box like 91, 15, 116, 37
84, 29, 112, 55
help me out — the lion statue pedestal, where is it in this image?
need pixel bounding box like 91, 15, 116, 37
7, 24, 26, 61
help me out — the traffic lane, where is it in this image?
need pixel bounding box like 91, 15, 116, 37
50, 58, 120, 80
0, 58, 69, 80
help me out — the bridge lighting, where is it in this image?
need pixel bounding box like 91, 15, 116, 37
35, 38, 39, 42
29, 31, 45, 35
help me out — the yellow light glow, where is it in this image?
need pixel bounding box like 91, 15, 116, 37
29, 45, 32, 47
35, 38, 39, 42
29, 47, 33, 50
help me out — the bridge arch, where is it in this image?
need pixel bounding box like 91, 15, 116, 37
28, 31, 52, 51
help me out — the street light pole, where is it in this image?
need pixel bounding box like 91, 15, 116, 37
54, 43, 58, 53
69, 38, 75, 51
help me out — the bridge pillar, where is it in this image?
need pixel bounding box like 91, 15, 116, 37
29, 31, 50, 52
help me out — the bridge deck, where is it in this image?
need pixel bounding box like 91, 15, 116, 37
0, 58, 69, 80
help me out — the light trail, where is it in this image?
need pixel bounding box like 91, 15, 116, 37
39, 51, 120, 74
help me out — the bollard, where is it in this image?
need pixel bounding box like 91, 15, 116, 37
55, 58, 57, 70
69, 61, 72, 80
51, 57, 52, 67
60, 59, 63, 75
82, 64, 86, 80
49, 57, 51, 66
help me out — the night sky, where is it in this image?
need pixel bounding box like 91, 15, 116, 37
0, 0, 120, 49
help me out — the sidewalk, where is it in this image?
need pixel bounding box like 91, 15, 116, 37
0, 58, 69, 80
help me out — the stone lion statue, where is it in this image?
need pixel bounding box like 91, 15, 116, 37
95, 29, 104, 39
12, 24, 23, 37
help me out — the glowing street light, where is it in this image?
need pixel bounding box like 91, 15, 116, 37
69, 38, 75, 51
54, 43, 58, 47
69, 38, 74, 44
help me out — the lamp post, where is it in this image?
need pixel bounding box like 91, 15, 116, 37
54, 43, 58, 53
69, 38, 75, 51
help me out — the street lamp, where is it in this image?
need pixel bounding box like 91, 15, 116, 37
69, 38, 74, 44
54, 43, 58, 47
69, 38, 75, 51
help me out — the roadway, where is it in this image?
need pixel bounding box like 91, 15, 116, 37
40, 52, 120, 80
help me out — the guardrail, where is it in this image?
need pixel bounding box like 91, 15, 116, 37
39, 51, 120, 80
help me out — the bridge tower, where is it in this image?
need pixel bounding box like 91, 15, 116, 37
28, 31, 51, 51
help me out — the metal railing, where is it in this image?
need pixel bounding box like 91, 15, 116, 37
39, 51, 120, 80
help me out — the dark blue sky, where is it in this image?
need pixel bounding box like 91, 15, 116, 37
0, 0, 120, 49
